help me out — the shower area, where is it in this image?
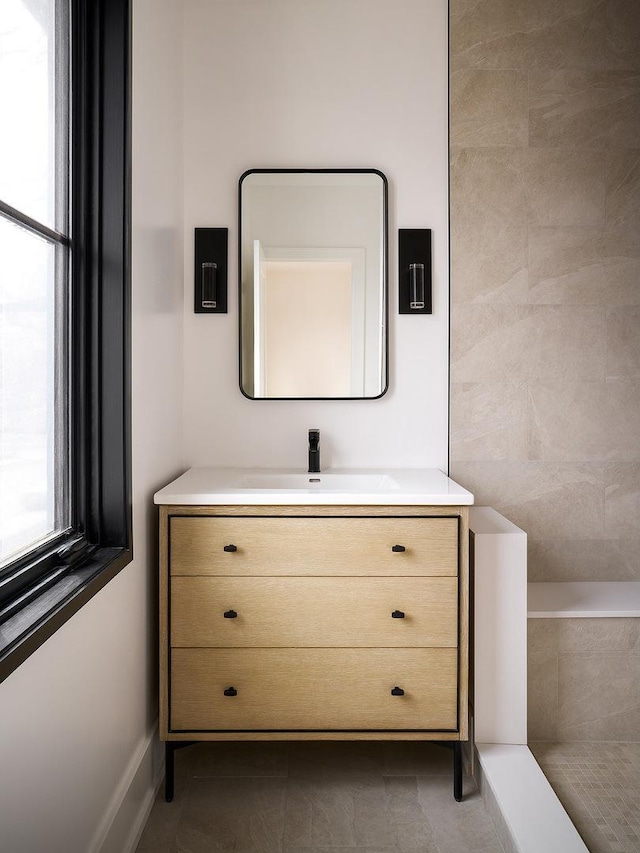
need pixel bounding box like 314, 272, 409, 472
448, 1, 640, 850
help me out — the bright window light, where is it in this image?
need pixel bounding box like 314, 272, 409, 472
0, 0, 69, 568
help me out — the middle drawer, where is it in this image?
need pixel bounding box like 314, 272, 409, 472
171, 576, 458, 648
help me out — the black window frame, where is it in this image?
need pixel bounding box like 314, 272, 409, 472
0, 0, 132, 683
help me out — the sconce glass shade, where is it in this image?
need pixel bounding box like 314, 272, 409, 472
409, 262, 425, 309
201, 261, 217, 308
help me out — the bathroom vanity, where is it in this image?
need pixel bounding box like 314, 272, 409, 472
154, 468, 473, 800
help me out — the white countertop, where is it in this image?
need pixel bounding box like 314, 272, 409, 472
153, 467, 474, 506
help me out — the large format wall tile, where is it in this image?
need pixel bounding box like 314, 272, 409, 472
450, 223, 528, 304
450, 381, 528, 461
451, 305, 606, 383
450, 0, 639, 584
450, 461, 605, 539
525, 149, 606, 226
555, 617, 640, 651
528, 227, 640, 305
450, 148, 528, 229
451, 70, 528, 146
528, 537, 640, 581
523, 0, 614, 71
528, 379, 640, 461
529, 70, 640, 149
451, 0, 640, 749
529, 621, 640, 743
606, 0, 640, 69
607, 307, 640, 377
450, 306, 532, 382
605, 461, 640, 536
528, 381, 609, 461
452, 149, 606, 228
557, 651, 640, 740
528, 619, 559, 741
603, 380, 640, 458
450, 0, 530, 70
451, 0, 640, 71
606, 150, 640, 234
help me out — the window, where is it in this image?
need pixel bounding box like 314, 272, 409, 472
0, 0, 71, 573
0, 0, 131, 682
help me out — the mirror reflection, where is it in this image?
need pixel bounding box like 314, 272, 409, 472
239, 170, 387, 399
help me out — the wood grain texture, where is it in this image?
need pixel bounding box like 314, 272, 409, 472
170, 516, 459, 577
166, 505, 465, 517
170, 576, 458, 649
159, 507, 170, 737
163, 730, 462, 742
170, 648, 458, 732
159, 504, 469, 743
458, 507, 469, 740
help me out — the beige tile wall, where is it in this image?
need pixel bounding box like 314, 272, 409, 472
450, 0, 640, 583
528, 618, 640, 741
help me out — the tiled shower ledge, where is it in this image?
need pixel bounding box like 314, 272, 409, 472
473, 518, 640, 852
469, 509, 587, 852
528, 581, 640, 618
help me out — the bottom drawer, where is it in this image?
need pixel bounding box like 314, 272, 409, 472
170, 648, 458, 732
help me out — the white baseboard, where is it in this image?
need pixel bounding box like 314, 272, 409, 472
90, 724, 164, 853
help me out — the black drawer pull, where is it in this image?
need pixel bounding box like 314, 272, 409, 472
223, 544, 238, 552
223, 609, 238, 619
391, 686, 405, 696
391, 544, 406, 553
223, 686, 237, 697
391, 610, 405, 619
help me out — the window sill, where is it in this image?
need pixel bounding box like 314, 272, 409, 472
0, 547, 132, 685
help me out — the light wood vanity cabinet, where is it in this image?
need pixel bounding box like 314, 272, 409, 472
159, 504, 469, 797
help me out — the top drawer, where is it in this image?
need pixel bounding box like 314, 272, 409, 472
169, 516, 458, 577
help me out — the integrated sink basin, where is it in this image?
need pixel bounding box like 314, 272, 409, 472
154, 467, 474, 506
239, 472, 399, 491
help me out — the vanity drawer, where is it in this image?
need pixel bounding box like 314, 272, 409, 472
170, 648, 458, 731
171, 576, 458, 648
169, 516, 458, 577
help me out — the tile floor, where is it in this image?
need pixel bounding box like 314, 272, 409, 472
531, 741, 640, 853
135, 742, 505, 853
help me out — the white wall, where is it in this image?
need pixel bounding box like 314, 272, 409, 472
0, 2, 184, 851
0, 2, 450, 846
182, 0, 450, 471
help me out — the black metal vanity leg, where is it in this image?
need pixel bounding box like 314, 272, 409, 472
165, 741, 197, 802
165, 743, 175, 803
453, 742, 463, 802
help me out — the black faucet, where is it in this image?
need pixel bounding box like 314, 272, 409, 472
308, 429, 320, 473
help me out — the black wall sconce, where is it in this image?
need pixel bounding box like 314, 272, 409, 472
194, 227, 228, 313
398, 228, 432, 314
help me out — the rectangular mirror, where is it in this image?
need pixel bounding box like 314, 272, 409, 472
239, 169, 388, 399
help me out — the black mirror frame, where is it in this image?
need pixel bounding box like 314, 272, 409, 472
237, 167, 389, 401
